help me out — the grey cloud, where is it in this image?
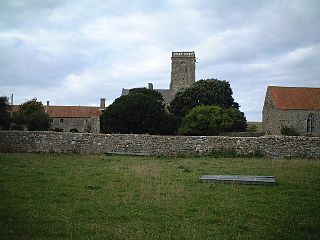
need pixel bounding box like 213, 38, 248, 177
1, 0, 319, 121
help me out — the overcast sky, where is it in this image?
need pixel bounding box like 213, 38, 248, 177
1, 0, 319, 121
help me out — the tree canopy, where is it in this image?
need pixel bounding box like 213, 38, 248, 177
100, 88, 177, 135
169, 79, 240, 117
27, 111, 50, 131
179, 105, 247, 136
179, 105, 224, 136
12, 98, 50, 131
0, 96, 11, 130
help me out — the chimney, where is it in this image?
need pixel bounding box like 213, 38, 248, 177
10, 94, 13, 118
100, 98, 106, 110
148, 83, 153, 90
45, 101, 50, 113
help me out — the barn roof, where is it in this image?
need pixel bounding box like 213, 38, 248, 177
268, 86, 320, 110
13, 105, 101, 118
47, 106, 101, 118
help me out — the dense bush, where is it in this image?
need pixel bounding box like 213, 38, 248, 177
179, 105, 247, 136
12, 98, 50, 131
69, 128, 79, 133
0, 96, 11, 130
53, 128, 63, 132
27, 111, 50, 131
11, 125, 24, 131
281, 125, 300, 136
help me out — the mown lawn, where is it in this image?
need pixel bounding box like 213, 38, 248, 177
0, 153, 319, 240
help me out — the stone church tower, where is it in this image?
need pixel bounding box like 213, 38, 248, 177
170, 52, 196, 93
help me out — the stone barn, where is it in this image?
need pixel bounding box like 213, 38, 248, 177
12, 99, 106, 133
46, 98, 106, 133
262, 86, 320, 136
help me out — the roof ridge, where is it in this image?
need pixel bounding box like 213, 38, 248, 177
268, 85, 320, 90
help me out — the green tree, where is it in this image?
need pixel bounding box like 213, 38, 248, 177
179, 105, 224, 136
19, 98, 44, 116
169, 79, 239, 117
27, 111, 50, 131
129, 88, 165, 109
221, 108, 247, 132
12, 98, 50, 131
0, 96, 11, 130
179, 105, 247, 136
100, 88, 177, 135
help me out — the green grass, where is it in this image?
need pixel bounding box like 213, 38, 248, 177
0, 154, 319, 240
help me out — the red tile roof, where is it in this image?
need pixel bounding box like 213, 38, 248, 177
268, 86, 320, 110
13, 105, 102, 118
47, 106, 101, 118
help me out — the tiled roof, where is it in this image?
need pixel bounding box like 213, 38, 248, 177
13, 105, 101, 118
47, 106, 101, 118
268, 86, 320, 110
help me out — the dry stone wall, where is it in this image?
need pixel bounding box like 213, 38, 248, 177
0, 131, 319, 158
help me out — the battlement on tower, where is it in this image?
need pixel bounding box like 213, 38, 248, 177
172, 52, 195, 57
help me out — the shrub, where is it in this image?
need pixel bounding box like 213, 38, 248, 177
27, 111, 50, 131
11, 125, 24, 131
247, 124, 258, 132
281, 125, 300, 136
53, 128, 63, 132
179, 105, 224, 136
69, 128, 79, 133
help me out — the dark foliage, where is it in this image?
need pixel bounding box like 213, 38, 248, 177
179, 105, 247, 136
101, 88, 178, 135
53, 128, 63, 132
70, 128, 79, 133
27, 111, 50, 131
281, 125, 300, 136
169, 79, 240, 117
12, 98, 50, 131
221, 108, 247, 132
0, 96, 11, 130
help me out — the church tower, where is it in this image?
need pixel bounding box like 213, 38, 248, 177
170, 51, 196, 93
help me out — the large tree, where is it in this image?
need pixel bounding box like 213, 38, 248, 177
100, 88, 178, 135
221, 107, 247, 132
169, 79, 240, 117
0, 96, 11, 130
12, 98, 50, 131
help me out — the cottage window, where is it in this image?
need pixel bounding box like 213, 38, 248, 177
307, 113, 314, 133
49, 118, 53, 123
60, 118, 64, 123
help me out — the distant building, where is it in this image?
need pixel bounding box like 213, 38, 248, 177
262, 86, 320, 135
13, 99, 106, 133
121, 51, 196, 105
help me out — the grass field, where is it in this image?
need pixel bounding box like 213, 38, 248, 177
0, 154, 319, 240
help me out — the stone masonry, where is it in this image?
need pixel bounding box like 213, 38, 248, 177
0, 131, 319, 158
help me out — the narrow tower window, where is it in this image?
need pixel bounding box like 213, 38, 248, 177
307, 113, 314, 133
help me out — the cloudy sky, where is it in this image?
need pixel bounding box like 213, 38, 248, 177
1, 0, 319, 121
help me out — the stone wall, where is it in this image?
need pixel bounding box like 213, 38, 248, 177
0, 131, 319, 158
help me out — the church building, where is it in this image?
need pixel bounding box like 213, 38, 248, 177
121, 51, 196, 105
